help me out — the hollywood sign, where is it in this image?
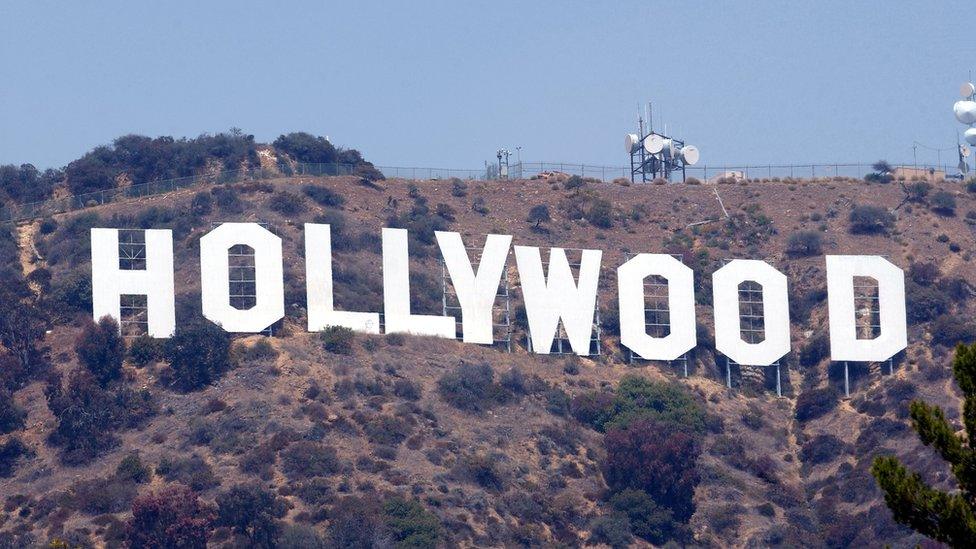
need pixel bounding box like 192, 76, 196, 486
90, 223, 907, 366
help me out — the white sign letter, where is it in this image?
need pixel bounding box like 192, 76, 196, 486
618, 254, 696, 360
436, 231, 512, 344
382, 228, 455, 337
91, 229, 175, 337
305, 223, 380, 333
826, 255, 907, 362
200, 223, 284, 332
713, 259, 790, 366
514, 246, 601, 355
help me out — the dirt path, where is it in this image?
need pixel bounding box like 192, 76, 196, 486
16, 221, 41, 279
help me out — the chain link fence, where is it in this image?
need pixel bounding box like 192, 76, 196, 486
0, 160, 960, 223
511, 161, 956, 182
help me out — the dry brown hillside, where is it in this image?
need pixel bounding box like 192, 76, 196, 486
1, 173, 973, 547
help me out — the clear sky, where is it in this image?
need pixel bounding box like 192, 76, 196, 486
2, 1, 974, 170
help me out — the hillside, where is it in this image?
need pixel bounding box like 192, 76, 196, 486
0, 171, 973, 547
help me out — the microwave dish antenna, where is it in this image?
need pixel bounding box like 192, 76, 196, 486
962, 82, 976, 99
625, 133, 641, 153
954, 101, 976, 125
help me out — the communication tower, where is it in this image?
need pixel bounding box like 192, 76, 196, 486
626, 102, 700, 183
953, 82, 976, 174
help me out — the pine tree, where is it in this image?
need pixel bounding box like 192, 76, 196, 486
871, 343, 976, 546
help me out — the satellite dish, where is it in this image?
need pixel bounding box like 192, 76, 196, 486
679, 145, 700, 166
962, 82, 976, 99
965, 128, 976, 146
625, 133, 641, 154
661, 138, 677, 158
643, 134, 665, 154
954, 101, 976, 125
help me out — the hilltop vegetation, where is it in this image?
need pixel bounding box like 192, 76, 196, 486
0, 130, 381, 206
1, 152, 976, 546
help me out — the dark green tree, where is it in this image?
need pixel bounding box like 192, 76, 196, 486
163, 320, 231, 392
75, 315, 125, 386
871, 343, 976, 546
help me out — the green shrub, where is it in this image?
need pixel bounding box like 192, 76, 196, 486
267, 191, 307, 215
930, 190, 956, 215
527, 204, 551, 229
190, 191, 213, 216
212, 186, 244, 213
454, 453, 505, 490
278, 524, 328, 549
609, 489, 676, 545
785, 231, 823, 257
603, 418, 701, 523
437, 362, 512, 412
241, 339, 278, 362
127, 485, 213, 549
280, 441, 340, 480
45, 370, 123, 464
0, 436, 31, 477
0, 388, 25, 435
795, 387, 840, 423
931, 314, 976, 347
128, 334, 163, 366
450, 179, 467, 197
849, 205, 894, 234
587, 513, 633, 548
321, 326, 355, 354
903, 181, 931, 202
216, 484, 287, 547
382, 497, 441, 549
116, 453, 151, 483
585, 198, 614, 228
163, 320, 231, 392
75, 316, 125, 386
799, 332, 830, 367
302, 184, 346, 208
156, 454, 220, 491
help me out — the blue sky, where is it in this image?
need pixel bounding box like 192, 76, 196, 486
1, 1, 973, 170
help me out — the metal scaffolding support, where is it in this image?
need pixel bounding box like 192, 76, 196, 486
441, 246, 513, 351
841, 275, 895, 398
117, 229, 149, 337
625, 253, 690, 376
212, 222, 273, 336
524, 249, 602, 356
723, 276, 783, 397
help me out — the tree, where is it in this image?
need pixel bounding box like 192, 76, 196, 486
527, 204, 551, 229
45, 369, 122, 464
603, 418, 701, 523
216, 484, 286, 548
871, 343, 976, 546
866, 160, 894, 183
127, 486, 213, 549
75, 316, 125, 386
163, 320, 231, 392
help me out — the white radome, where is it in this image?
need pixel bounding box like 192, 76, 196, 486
962, 82, 976, 99
625, 133, 641, 154
954, 101, 976, 125
643, 134, 665, 154
965, 128, 976, 146
680, 145, 700, 166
